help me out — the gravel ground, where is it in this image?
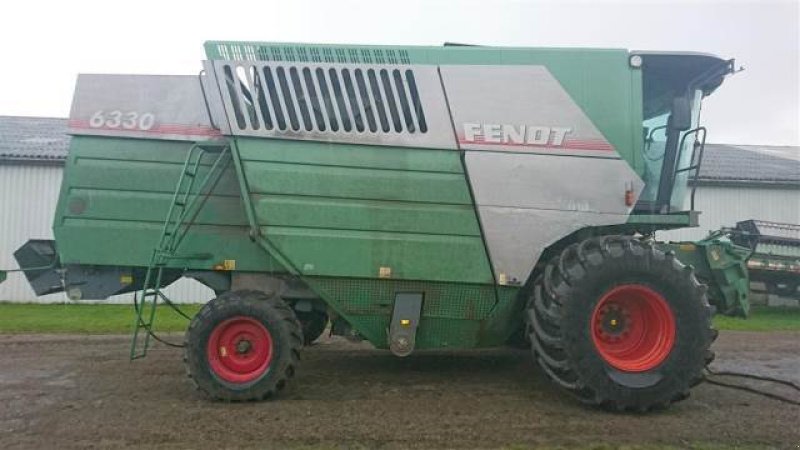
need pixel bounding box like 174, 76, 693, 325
0, 331, 798, 449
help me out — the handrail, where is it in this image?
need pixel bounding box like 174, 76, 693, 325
673, 126, 707, 211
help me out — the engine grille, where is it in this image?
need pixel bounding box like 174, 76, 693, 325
211, 42, 412, 65
220, 62, 427, 135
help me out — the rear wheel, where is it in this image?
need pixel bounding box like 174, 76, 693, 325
184, 290, 302, 401
296, 310, 329, 345
527, 236, 716, 411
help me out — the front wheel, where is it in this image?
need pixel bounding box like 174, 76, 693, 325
184, 290, 303, 401
528, 236, 716, 411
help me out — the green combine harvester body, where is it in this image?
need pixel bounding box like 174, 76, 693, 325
8, 41, 746, 410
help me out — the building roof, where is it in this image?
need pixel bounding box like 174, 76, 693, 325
696, 143, 800, 187
0, 116, 798, 188
0, 116, 69, 162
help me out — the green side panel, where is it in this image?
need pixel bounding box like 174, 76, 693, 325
480, 286, 530, 346
53, 136, 282, 272
56, 221, 277, 272
304, 277, 522, 349
237, 138, 493, 284
624, 211, 698, 233
54, 135, 492, 285
206, 41, 643, 177
254, 196, 479, 235
244, 161, 471, 204
237, 141, 464, 173
264, 227, 487, 282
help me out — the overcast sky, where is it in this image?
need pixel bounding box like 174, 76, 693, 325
1, 0, 797, 146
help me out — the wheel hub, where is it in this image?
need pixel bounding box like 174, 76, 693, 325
235, 339, 252, 354
597, 304, 630, 340
590, 284, 676, 372
206, 316, 273, 384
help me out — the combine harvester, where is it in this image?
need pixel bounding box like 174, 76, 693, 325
6, 41, 747, 410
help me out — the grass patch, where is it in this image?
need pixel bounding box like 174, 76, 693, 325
0, 303, 798, 335
713, 305, 800, 331
0, 303, 202, 334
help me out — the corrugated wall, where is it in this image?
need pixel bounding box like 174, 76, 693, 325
659, 186, 800, 242
0, 163, 214, 304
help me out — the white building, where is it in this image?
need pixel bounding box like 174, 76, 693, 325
659, 143, 800, 242
1, 115, 798, 303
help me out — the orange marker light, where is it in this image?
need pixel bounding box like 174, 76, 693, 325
624, 183, 635, 207
625, 190, 635, 206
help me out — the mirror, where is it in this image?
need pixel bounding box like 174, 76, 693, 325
669, 97, 692, 131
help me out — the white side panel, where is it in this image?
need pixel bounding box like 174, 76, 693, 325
479, 207, 630, 285
466, 152, 643, 214
466, 152, 644, 283
440, 64, 644, 283
441, 65, 615, 156
69, 74, 223, 141
0, 164, 213, 304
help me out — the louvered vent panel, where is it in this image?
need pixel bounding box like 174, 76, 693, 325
213, 43, 413, 66
219, 62, 429, 135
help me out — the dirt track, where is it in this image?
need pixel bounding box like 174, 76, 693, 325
1, 331, 798, 449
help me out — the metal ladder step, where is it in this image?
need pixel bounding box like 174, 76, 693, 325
129, 142, 231, 360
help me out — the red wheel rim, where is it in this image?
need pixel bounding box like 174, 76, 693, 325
590, 284, 676, 372
207, 316, 273, 384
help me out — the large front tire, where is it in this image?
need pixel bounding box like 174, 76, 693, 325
184, 290, 302, 401
528, 236, 715, 411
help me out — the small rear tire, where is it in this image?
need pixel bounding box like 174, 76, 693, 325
528, 236, 716, 411
184, 290, 302, 401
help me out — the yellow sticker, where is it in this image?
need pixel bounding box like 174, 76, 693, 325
120, 275, 133, 285
679, 243, 696, 252
379, 266, 392, 278
498, 273, 508, 285
223, 259, 236, 271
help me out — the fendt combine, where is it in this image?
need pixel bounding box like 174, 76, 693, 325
9, 41, 744, 411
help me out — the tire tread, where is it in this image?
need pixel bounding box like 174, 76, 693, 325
527, 235, 716, 412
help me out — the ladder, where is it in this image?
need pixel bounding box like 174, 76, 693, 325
130, 141, 231, 360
